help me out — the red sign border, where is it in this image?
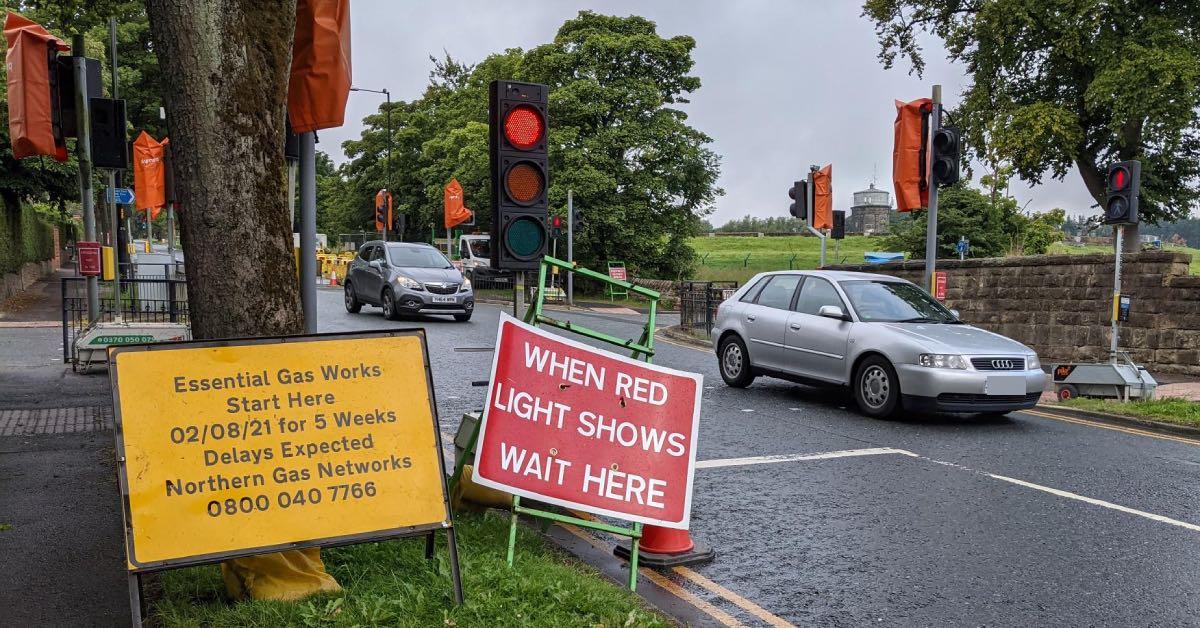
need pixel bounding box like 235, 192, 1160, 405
473, 314, 703, 529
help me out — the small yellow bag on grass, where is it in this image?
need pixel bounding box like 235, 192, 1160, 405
221, 549, 341, 601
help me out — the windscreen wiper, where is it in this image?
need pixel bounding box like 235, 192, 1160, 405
896, 316, 941, 323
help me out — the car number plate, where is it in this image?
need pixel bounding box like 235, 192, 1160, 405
985, 375, 1025, 396
432, 296, 456, 304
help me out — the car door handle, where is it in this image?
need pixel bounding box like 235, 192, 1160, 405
789, 323, 801, 330
746, 314, 756, 322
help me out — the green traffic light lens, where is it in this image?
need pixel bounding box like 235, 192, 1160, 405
504, 216, 545, 259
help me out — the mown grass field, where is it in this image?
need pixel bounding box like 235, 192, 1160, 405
152, 512, 667, 627
688, 235, 894, 284
1047, 241, 1200, 275
1059, 397, 1200, 428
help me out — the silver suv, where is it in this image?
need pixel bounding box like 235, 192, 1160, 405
344, 241, 474, 322
712, 270, 1044, 418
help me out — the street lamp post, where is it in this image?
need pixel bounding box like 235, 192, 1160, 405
350, 87, 392, 240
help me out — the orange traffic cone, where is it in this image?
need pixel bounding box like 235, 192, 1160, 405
330, 271, 338, 287
614, 524, 714, 568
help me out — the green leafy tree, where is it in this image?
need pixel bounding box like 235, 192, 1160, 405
863, 0, 1200, 249
340, 12, 722, 278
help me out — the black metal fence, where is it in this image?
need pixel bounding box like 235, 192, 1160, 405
678, 281, 738, 336
61, 277, 190, 363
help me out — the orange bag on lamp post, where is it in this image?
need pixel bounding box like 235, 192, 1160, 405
132, 131, 166, 212
812, 164, 833, 230
288, 0, 351, 133
444, 178, 472, 230
4, 12, 69, 160
893, 98, 933, 212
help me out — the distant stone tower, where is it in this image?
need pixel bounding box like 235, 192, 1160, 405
847, 183, 892, 235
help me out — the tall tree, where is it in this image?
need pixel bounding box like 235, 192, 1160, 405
144, 0, 300, 338
863, 0, 1200, 249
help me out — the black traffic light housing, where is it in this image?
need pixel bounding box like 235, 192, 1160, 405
931, 125, 960, 187
788, 180, 807, 219
831, 210, 845, 240
89, 97, 128, 170
572, 206, 585, 232
1103, 160, 1140, 225
489, 80, 549, 271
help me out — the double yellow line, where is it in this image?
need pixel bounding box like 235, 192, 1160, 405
1023, 407, 1199, 447
560, 510, 793, 627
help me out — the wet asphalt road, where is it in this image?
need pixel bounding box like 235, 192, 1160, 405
317, 289, 1200, 627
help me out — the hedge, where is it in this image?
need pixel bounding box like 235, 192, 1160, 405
0, 196, 56, 275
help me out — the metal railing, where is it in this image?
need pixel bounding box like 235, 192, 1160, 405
678, 281, 738, 336
61, 277, 189, 363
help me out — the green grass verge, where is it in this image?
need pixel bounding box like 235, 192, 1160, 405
152, 512, 668, 627
688, 235, 894, 284
1058, 397, 1200, 428
1047, 242, 1200, 275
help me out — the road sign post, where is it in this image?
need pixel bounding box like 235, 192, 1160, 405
109, 330, 464, 625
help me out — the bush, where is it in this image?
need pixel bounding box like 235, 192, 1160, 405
0, 195, 56, 275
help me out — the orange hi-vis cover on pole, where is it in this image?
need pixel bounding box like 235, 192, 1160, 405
288, 0, 351, 133
893, 98, 932, 212
812, 164, 833, 230
374, 189, 392, 231
4, 12, 69, 160
132, 131, 166, 215
444, 179, 472, 229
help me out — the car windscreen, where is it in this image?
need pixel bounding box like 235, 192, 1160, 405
838, 280, 958, 323
467, 239, 490, 258
387, 247, 452, 269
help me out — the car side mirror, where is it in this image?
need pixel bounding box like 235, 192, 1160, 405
818, 305, 847, 320
950, 309, 960, 319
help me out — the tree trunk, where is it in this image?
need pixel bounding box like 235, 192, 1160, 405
144, 0, 301, 339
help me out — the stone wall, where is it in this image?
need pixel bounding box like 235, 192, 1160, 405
827, 251, 1199, 376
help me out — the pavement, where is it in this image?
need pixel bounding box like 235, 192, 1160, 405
5, 279, 1200, 626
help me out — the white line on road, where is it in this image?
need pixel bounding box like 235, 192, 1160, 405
696, 447, 917, 469
986, 472, 1200, 533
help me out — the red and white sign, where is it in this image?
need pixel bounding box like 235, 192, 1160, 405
933, 271, 948, 301
77, 241, 101, 277
608, 265, 627, 281
474, 314, 702, 528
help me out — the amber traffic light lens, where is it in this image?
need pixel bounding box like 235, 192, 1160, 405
505, 161, 544, 204
504, 105, 544, 150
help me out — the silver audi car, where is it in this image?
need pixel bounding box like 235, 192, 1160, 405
344, 241, 474, 322
712, 270, 1045, 418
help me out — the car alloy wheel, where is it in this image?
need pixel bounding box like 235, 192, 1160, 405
722, 342, 743, 379
860, 365, 891, 409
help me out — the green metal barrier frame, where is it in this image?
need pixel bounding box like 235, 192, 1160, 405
606, 260, 629, 301
449, 255, 660, 591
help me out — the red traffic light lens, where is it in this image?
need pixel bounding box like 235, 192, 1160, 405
504, 105, 544, 150
552, 215, 563, 228
1109, 167, 1128, 191
505, 161, 544, 204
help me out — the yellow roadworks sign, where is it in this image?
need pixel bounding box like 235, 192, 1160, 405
110, 330, 450, 570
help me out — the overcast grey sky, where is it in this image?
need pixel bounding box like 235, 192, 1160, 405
320, 0, 1098, 225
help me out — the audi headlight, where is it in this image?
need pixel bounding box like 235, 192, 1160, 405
918, 353, 968, 369
1026, 354, 1041, 370
459, 278, 472, 292
394, 275, 422, 290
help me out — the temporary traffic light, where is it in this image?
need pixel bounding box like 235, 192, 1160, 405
930, 125, 960, 186
831, 210, 845, 240
1103, 160, 1141, 225
572, 206, 585, 232
489, 80, 549, 270
788, 180, 807, 219
551, 214, 563, 238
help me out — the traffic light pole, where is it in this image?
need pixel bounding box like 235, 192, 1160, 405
1110, 225, 1124, 360
566, 189, 574, 307
803, 166, 825, 267
299, 131, 318, 334
106, 18, 122, 316
73, 35, 100, 322
923, 84, 942, 292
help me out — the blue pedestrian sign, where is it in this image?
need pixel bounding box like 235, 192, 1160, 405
107, 187, 135, 205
